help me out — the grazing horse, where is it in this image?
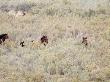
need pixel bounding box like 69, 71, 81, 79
20, 41, 25, 47
40, 35, 48, 46
82, 37, 88, 46
0, 34, 9, 44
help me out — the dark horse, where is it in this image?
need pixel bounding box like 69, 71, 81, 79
0, 34, 9, 44
20, 41, 25, 47
40, 35, 48, 46
82, 37, 88, 46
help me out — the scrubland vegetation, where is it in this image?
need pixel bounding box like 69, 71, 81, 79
0, 0, 110, 82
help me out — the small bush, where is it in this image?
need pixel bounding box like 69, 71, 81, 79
45, 7, 58, 16
83, 9, 96, 18
63, 0, 71, 5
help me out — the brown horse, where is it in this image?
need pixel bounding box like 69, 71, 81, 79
82, 37, 88, 46
0, 34, 9, 44
40, 35, 48, 46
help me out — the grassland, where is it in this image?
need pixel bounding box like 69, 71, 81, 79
0, 0, 110, 82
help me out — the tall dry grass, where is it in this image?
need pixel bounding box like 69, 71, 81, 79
0, 0, 110, 82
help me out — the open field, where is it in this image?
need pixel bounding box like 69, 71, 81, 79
0, 0, 110, 82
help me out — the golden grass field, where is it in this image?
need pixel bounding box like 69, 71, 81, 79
0, 0, 110, 82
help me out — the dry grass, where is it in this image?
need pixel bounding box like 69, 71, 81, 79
0, 0, 110, 82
